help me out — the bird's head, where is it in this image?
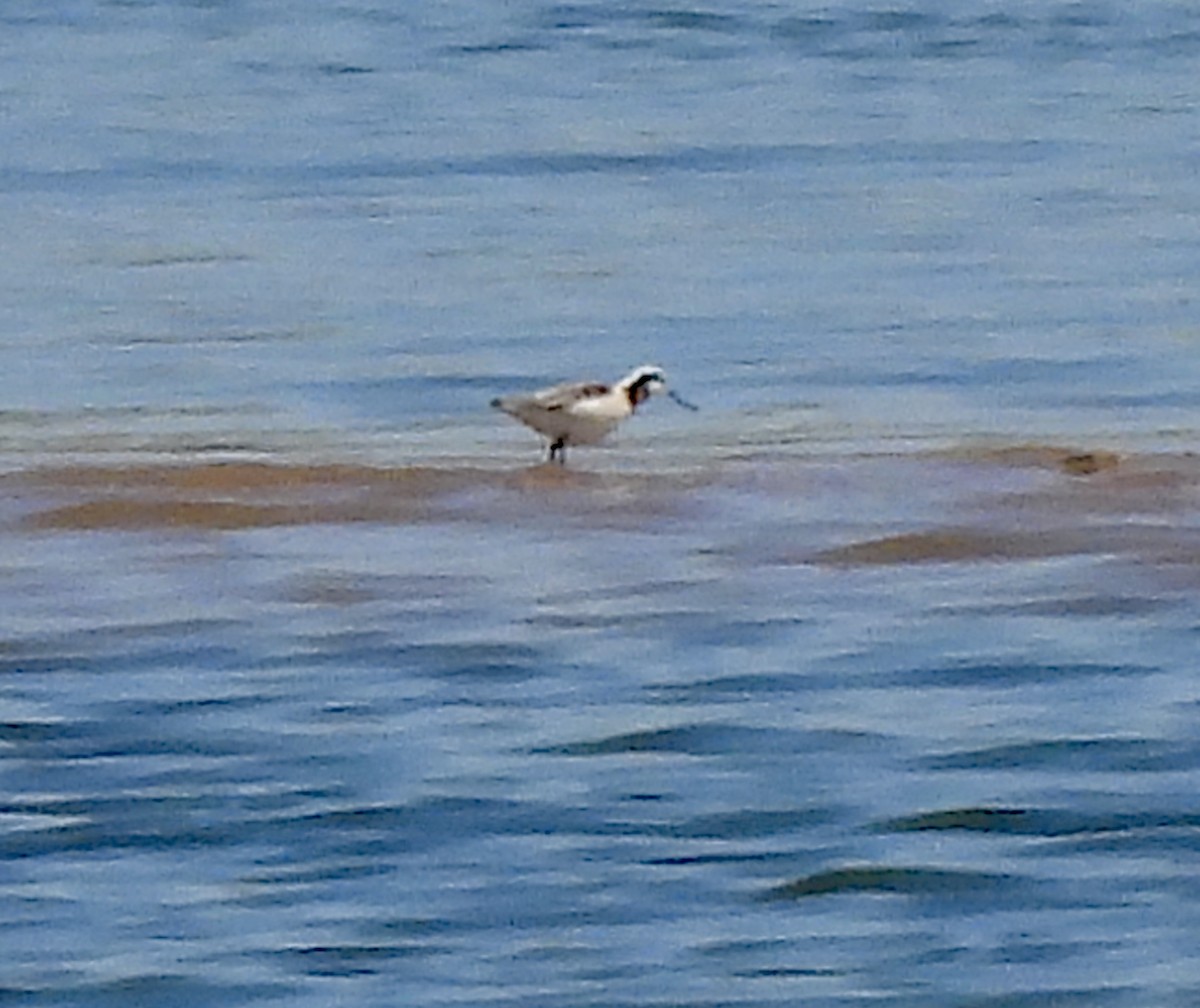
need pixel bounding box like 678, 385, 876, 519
620, 365, 698, 412
621, 365, 667, 408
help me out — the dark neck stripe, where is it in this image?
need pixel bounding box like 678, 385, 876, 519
626, 374, 659, 407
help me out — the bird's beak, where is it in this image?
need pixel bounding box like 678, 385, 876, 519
666, 388, 698, 411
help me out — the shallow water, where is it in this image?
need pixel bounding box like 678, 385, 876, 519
5, 3, 1200, 1006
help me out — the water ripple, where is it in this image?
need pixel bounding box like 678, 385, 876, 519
761, 865, 1016, 901
922, 737, 1200, 773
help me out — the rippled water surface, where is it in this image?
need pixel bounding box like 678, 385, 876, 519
5, 3, 1200, 1006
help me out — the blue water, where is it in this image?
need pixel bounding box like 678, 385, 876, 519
5, 3, 1200, 1005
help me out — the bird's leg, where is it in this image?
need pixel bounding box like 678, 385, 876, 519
548, 438, 566, 464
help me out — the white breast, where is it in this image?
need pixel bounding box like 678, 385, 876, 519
493, 377, 640, 451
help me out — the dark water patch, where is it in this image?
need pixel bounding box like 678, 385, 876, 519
773, 7, 988, 63
525, 2, 1200, 67
274, 571, 479, 608
25, 616, 248, 647
275, 571, 386, 606
680, 615, 811, 648
0, 636, 242, 678
97, 692, 272, 719
761, 865, 1014, 901
316, 63, 375, 76
323, 142, 831, 182
242, 861, 395, 887
283, 796, 592, 850
647, 671, 807, 701
0, 975, 290, 1008
1, 784, 335, 828
0, 793, 596, 862
955, 989, 1137, 1008
0, 717, 257, 762
526, 580, 717, 628
693, 938, 849, 980
2, 795, 588, 862
0, 814, 258, 860
1142, 28, 1200, 57
121, 248, 253, 269
452, 39, 548, 55
1052, 4, 1112, 29
390, 641, 547, 682
922, 737, 1200, 774
860, 10, 943, 34
549, 720, 897, 758
994, 936, 1125, 965
916, 37, 983, 59
1065, 387, 1200, 410
1043, 823, 1200, 858
694, 936, 791, 957
646, 807, 833, 841
252, 630, 405, 671
899, 661, 1154, 688
0, 137, 1062, 196
535, 3, 601, 30
873, 807, 1158, 838
646, 10, 745, 33
0, 721, 67, 747
278, 942, 438, 977
107, 327, 308, 348
644, 850, 805, 867
0, 647, 227, 677
526, 608, 713, 634
770, 9, 967, 58
534, 4, 745, 34
533, 722, 806, 757
259, 633, 548, 680
536, 576, 704, 606
767, 16, 844, 50
954, 594, 1168, 618
537, 610, 805, 647
371, 916, 472, 939
732, 966, 845, 978
880, 807, 1037, 834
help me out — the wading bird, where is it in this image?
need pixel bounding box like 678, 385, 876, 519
491, 364, 696, 464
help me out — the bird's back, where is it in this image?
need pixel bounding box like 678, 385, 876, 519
492, 380, 623, 443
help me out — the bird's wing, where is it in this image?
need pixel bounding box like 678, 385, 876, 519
533, 381, 610, 411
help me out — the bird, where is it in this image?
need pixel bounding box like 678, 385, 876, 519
491, 364, 696, 464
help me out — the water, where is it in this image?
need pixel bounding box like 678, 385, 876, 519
4, 2, 1200, 1005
